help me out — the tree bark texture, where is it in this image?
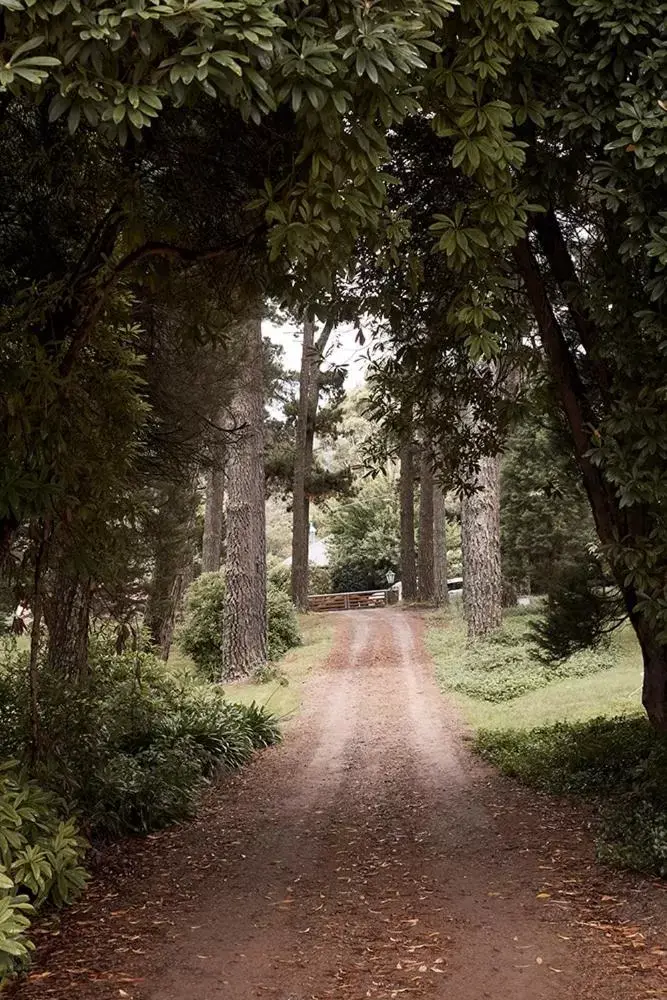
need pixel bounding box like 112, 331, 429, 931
418, 450, 436, 602
222, 306, 267, 679
514, 235, 667, 729
291, 316, 316, 610
43, 570, 92, 681
202, 457, 225, 574
461, 454, 502, 638
28, 528, 47, 763
399, 429, 417, 601
145, 482, 196, 660
291, 318, 333, 610
433, 483, 449, 607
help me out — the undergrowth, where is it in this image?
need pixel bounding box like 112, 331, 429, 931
0, 764, 88, 984
428, 607, 662, 876
0, 637, 281, 840
432, 611, 615, 703
475, 717, 667, 876
0, 634, 281, 981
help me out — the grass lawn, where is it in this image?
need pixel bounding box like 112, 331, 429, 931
169, 613, 335, 722
427, 606, 644, 730
427, 606, 667, 876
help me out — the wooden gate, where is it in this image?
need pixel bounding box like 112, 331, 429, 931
308, 589, 397, 612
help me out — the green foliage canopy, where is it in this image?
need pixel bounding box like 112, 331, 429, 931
500, 412, 595, 594
324, 476, 399, 592
0, 0, 460, 265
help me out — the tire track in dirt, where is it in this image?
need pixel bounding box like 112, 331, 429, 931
10, 609, 666, 1000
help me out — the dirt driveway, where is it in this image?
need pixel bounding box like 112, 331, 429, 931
12, 609, 666, 999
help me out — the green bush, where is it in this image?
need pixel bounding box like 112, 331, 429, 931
308, 565, 332, 595
529, 560, 626, 663
0, 639, 281, 839
0, 763, 88, 984
437, 616, 615, 703
475, 717, 667, 876
177, 572, 300, 679
330, 561, 394, 594
267, 558, 290, 593
266, 559, 331, 596
266, 586, 301, 660
177, 572, 225, 678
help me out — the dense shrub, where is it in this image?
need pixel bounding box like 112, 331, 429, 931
0, 763, 88, 984
308, 565, 332, 595
177, 572, 225, 677
266, 586, 301, 659
267, 557, 290, 593
267, 560, 331, 596
475, 717, 667, 876
0, 639, 281, 839
330, 561, 393, 594
530, 560, 626, 663
436, 615, 615, 703
177, 572, 300, 678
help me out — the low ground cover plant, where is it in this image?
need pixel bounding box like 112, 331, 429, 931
432, 610, 615, 704
475, 717, 667, 876
429, 608, 662, 875
0, 763, 88, 984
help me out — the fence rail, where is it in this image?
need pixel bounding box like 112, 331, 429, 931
308, 589, 397, 612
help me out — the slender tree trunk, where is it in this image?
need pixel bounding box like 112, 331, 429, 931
399, 427, 417, 601
433, 483, 449, 607
28, 527, 47, 764
461, 455, 502, 638
514, 236, 667, 730
291, 316, 316, 610
418, 450, 436, 602
202, 456, 225, 574
291, 318, 333, 609
145, 482, 196, 660
222, 305, 267, 678
43, 570, 92, 681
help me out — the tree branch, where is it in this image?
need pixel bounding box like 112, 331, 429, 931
513, 237, 617, 545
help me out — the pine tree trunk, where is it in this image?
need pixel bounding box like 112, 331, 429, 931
399, 429, 417, 601
222, 306, 267, 679
202, 457, 225, 574
433, 483, 449, 607
461, 455, 502, 638
146, 551, 192, 660
418, 451, 436, 602
43, 550, 92, 682
291, 316, 316, 610
145, 482, 196, 660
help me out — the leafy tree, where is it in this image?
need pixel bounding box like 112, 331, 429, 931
501, 411, 595, 595
351, 4, 667, 726
325, 476, 399, 593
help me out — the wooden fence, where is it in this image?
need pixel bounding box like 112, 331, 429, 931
308, 589, 398, 612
